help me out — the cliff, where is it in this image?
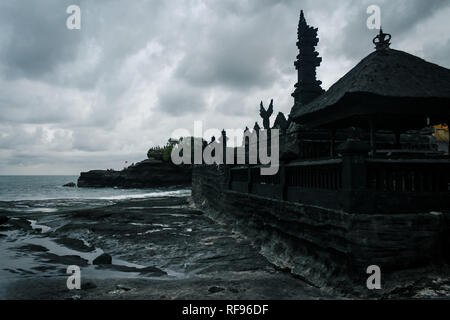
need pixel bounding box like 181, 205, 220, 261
78, 159, 191, 188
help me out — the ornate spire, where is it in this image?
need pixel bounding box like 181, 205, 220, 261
292, 10, 324, 107
373, 28, 392, 51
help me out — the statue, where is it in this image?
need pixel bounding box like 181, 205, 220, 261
259, 99, 274, 130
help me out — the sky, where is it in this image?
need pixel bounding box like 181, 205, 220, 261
0, 0, 449, 175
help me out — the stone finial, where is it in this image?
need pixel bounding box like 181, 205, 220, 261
221, 129, 228, 144
373, 28, 392, 51
299, 10, 306, 25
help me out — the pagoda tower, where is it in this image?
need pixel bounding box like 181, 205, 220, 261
291, 10, 324, 109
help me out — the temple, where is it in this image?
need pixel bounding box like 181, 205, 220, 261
193, 10, 450, 291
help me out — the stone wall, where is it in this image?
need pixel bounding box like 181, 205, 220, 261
192, 166, 450, 289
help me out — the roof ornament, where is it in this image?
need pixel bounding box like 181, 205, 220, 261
373, 28, 392, 51
260, 100, 274, 130
292, 10, 324, 107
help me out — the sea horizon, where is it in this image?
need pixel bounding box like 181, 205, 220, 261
0, 175, 191, 202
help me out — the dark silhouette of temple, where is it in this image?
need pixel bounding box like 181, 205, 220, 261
193, 10, 450, 290
291, 10, 324, 111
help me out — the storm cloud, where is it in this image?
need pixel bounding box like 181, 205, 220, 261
0, 0, 449, 174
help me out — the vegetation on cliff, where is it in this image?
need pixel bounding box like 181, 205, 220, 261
147, 139, 179, 163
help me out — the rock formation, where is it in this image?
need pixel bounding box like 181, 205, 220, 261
77, 159, 191, 188
63, 182, 76, 188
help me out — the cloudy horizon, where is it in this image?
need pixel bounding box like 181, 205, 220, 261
1, 0, 449, 175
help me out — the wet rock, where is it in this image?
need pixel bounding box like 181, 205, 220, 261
96, 264, 167, 277
229, 287, 239, 293
55, 237, 95, 252
208, 286, 225, 294
17, 244, 49, 253
42, 253, 89, 266
93, 253, 112, 265
139, 266, 167, 277
81, 282, 97, 290
97, 264, 140, 273
63, 182, 76, 188
0, 216, 8, 225
55, 222, 92, 232
116, 284, 132, 291
9, 218, 32, 231
32, 266, 58, 272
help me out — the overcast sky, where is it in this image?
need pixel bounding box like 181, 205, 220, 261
0, 0, 449, 175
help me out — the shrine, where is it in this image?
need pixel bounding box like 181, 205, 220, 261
192, 10, 450, 288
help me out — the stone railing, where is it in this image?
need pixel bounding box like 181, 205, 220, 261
366, 159, 450, 192
224, 140, 450, 214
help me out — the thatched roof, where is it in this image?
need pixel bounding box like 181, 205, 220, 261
291, 48, 450, 129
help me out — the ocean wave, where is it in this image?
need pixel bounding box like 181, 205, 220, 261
96, 189, 192, 200
0, 189, 191, 203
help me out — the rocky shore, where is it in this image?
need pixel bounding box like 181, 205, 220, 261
0, 194, 333, 300
77, 159, 191, 188
1, 193, 450, 300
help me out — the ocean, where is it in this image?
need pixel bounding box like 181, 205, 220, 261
0, 175, 191, 213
